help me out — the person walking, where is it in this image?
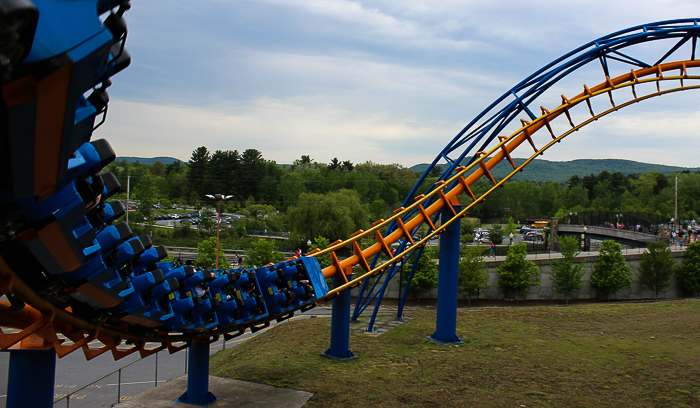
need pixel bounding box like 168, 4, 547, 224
489, 241, 495, 257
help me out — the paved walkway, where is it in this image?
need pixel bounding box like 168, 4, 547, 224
119, 375, 313, 408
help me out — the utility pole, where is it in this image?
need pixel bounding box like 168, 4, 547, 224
675, 176, 678, 232
126, 173, 131, 225
205, 194, 233, 269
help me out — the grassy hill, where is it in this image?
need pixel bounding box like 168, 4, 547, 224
411, 158, 700, 183
116, 156, 183, 165
210, 300, 700, 407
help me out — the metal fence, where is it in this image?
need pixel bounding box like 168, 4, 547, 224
558, 211, 668, 234
52, 348, 189, 408
491, 242, 547, 257
48, 335, 246, 408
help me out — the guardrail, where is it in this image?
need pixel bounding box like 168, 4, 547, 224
245, 230, 289, 239
163, 246, 247, 255
163, 247, 295, 261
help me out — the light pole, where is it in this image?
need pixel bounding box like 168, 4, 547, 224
670, 217, 675, 246
205, 194, 233, 269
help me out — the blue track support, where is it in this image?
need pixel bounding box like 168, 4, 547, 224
431, 205, 463, 344
324, 272, 356, 359
176, 342, 219, 406
365, 265, 395, 333
6, 349, 56, 408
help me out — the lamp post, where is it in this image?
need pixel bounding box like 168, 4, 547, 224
670, 217, 675, 246
205, 194, 233, 269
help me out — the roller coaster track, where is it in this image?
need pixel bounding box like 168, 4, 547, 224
346, 19, 700, 326
313, 60, 700, 301
2, 12, 700, 362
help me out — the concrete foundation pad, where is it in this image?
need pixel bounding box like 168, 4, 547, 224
119, 375, 313, 408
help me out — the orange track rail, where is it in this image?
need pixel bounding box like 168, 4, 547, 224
314, 59, 700, 298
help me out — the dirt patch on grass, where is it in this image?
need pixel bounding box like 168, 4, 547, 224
210, 300, 700, 407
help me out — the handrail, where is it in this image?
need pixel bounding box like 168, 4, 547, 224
53, 354, 145, 406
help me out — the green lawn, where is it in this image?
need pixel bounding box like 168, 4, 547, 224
210, 300, 700, 407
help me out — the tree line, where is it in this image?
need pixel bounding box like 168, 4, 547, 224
104, 145, 700, 251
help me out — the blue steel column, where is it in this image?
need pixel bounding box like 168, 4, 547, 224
176, 341, 219, 406
6, 349, 56, 408
431, 205, 463, 344
324, 271, 356, 359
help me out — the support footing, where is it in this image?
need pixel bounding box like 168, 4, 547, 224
321, 349, 358, 361
429, 334, 464, 345
175, 391, 220, 406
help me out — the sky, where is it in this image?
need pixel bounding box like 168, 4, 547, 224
99, 0, 700, 168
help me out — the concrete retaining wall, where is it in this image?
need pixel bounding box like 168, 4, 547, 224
363, 250, 687, 301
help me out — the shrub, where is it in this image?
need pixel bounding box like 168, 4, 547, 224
550, 236, 587, 304
402, 247, 438, 302
194, 237, 231, 270
246, 238, 284, 268
458, 246, 490, 305
497, 243, 540, 299
638, 241, 675, 298
490, 224, 504, 245
677, 241, 700, 297
590, 240, 632, 301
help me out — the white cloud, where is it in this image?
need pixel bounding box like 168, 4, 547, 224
100, 98, 462, 166
108, 0, 700, 168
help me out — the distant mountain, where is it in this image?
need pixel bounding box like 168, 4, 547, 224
410, 158, 700, 183
116, 156, 183, 165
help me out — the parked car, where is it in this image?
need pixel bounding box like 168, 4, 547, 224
473, 231, 490, 243
523, 231, 544, 242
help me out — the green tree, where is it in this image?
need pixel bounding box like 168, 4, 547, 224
489, 224, 504, 245
458, 246, 490, 305
677, 241, 700, 297
188, 146, 210, 196
497, 243, 540, 300
246, 239, 283, 267
195, 237, 231, 270
239, 149, 267, 201
278, 172, 307, 211
565, 184, 590, 211
460, 221, 476, 245
550, 236, 587, 304
241, 204, 280, 232
590, 240, 632, 301
132, 173, 157, 233
207, 149, 240, 195
150, 160, 165, 176
199, 208, 215, 232
287, 189, 369, 243
402, 248, 438, 302
504, 217, 518, 237
308, 236, 331, 269
638, 241, 676, 298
